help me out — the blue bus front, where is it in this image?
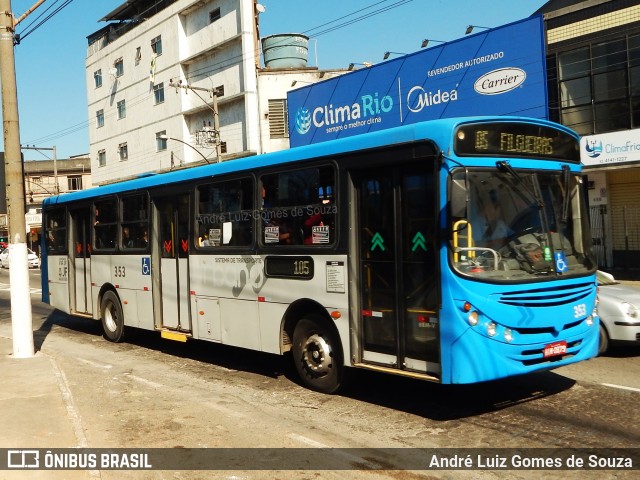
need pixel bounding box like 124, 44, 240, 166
441, 120, 598, 384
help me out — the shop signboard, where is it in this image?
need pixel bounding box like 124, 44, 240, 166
287, 16, 548, 147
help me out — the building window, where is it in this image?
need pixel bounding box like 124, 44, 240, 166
268, 99, 289, 138
96, 109, 104, 128
154, 82, 164, 104
67, 176, 82, 191
119, 142, 128, 161
114, 57, 124, 77
135, 46, 142, 65
156, 131, 167, 151
151, 36, 162, 55
210, 8, 221, 23
117, 99, 126, 119
94, 69, 102, 88
98, 149, 106, 167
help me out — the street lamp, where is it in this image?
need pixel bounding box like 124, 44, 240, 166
421, 39, 445, 48
465, 25, 490, 35
348, 62, 372, 71
383, 51, 407, 60
159, 135, 212, 164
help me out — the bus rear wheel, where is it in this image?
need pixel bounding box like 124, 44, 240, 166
292, 315, 343, 394
101, 290, 125, 343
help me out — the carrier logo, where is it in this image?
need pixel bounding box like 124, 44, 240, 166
294, 107, 312, 135
585, 139, 603, 158
474, 67, 526, 95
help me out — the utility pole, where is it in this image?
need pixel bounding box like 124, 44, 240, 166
169, 79, 222, 161
22, 145, 59, 194
0, 0, 33, 358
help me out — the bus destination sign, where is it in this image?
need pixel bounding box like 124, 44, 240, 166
454, 123, 580, 162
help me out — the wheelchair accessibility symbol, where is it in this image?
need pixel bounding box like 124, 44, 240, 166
142, 257, 151, 275
554, 251, 568, 273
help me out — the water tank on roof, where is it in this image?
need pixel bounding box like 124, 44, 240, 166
261, 34, 309, 68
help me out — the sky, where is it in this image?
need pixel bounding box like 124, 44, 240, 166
5, 0, 549, 160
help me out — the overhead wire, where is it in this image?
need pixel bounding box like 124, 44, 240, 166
17, 0, 76, 43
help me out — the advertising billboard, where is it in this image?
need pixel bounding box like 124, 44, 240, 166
287, 16, 548, 147
581, 129, 640, 167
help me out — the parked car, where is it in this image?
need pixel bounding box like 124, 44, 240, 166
597, 270, 640, 354
0, 247, 40, 269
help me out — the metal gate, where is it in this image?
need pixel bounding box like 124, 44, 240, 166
591, 204, 640, 269
589, 205, 609, 268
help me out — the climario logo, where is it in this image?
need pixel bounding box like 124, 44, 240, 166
294, 107, 312, 135
294, 93, 393, 136
585, 139, 603, 158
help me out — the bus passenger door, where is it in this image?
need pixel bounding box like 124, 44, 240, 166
70, 208, 92, 315
155, 195, 192, 333
352, 163, 440, 377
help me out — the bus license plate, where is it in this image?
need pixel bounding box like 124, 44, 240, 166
543, 341, 568, 358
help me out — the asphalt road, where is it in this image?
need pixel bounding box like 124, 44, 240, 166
0, 267, 639, 479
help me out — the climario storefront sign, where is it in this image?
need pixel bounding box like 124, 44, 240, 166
581, 129, 640, 167
287, 16, 548, 147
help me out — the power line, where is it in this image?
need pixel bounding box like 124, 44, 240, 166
17, 0, 76, 43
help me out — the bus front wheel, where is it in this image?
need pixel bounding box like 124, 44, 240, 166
292, 315, 343, 394
101, 291, 125, 343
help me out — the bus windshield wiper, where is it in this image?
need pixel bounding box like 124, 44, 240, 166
496, 160, 544, 208
561, 165, 571, 224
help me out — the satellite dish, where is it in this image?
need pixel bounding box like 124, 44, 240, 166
256, 3, 265, 13
109, 68, 117, 77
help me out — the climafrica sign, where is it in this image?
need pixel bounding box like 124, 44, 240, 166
287, 16, 548, 147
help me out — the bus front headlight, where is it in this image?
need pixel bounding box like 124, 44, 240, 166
487, 322, 497, 337
504, 328, 513, 343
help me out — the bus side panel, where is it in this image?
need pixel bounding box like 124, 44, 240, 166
258, 302, 288, 354
109, 255, 154, 329
46, 255, 70, 314
189, 256, 261, 349
91, 255, 113, 319
220, 299, 261, 350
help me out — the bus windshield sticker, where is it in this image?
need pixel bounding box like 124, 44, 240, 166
326, 261, 345, 293
312, 225, 330, 244
265, 226, 279, 243
209, 228, 221, 246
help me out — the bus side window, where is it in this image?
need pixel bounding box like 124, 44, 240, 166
94, 199, 117, 250
260, 165, 336, 247
121, 194, 150, 250
196, 177, 254, 248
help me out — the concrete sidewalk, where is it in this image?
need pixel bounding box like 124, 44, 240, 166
0, 335, 91, 479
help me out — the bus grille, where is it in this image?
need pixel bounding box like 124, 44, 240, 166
497, 282, 593, 308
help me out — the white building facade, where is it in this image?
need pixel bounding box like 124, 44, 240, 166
86, 0, 264, 185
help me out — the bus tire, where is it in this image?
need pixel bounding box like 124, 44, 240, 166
101, 290, 125, 343
598, 323, 609, 356
292, 315, 343, 394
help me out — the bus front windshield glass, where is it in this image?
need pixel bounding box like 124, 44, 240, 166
450, 167, 596, 281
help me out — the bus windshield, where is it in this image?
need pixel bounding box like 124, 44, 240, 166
450, 166, 596, 281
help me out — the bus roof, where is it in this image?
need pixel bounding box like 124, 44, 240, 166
44, 116, 574, 206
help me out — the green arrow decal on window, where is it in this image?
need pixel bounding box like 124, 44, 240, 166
371, 232, 385, 251
412, 232, 427, 252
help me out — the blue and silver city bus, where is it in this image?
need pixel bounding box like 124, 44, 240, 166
42, 116, 598, 393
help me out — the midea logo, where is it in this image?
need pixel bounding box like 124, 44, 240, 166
474, 67, 526, 95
